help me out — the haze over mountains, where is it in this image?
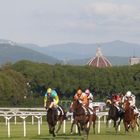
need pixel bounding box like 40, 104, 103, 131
0, 39, 140, 66
0, 39, 60, 65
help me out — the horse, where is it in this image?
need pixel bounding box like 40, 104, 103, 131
45, 97, 67, 137
123, 99, 138, 132
69, 99, 93, 139
92, 107, 97, 134
106, 100, 124, 133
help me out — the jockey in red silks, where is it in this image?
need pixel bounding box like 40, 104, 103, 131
122, 91, 139, 115
112, 93, 124, 115
112, 94, 121, 107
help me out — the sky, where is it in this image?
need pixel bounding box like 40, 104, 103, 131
0, 0, 140, 46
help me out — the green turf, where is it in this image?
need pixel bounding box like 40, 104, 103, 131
0, 121, 140, 140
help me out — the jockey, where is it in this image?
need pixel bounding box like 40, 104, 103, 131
44, 88, 59, 109
111, 93, 124, 115
74, 89, 88, 107
85, 89, 94, 114
122, 91, 139, 114
112, 94, 121, 107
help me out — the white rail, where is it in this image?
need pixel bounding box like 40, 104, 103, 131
0, 108, 139, 138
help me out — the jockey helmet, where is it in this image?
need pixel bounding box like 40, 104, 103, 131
85, 89, 90, 96
106, 99, 112, 104
47, 88, 52, 94
126, 91, 132, 97
77, 89, 82, 96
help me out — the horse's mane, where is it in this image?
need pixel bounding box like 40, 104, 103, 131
123, 99, 131, 110
48, 96, 54, 102
45, 96, 54, 109
71, 99, 86, 115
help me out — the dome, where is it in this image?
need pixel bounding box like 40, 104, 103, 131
87, 48, 112, 68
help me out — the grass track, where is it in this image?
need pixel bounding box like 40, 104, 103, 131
0, 121, 140, 140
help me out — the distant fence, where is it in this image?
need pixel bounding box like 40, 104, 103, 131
0, 107, 139, 138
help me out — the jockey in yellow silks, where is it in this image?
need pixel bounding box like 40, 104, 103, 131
44, 88, 59, 108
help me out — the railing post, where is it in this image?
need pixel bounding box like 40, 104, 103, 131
97, 115, 101, 133
35, 115, 42, 135
4, 116, 13, 138
20, 115, 28, 137
32, 115, 34, 125
63, 120, 66, 134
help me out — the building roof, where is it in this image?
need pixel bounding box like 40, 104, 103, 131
87, 48, 112, 68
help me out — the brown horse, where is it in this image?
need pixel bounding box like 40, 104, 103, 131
91, 108, 96, 134
45, 97, 66, 137
70, 99, 94, 139
123, 99, 137, 132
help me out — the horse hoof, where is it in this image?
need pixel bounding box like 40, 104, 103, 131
79, 133, 81, 136
53, 133, 56, 137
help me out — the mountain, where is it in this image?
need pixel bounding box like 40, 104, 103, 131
0, 43, 60, 65
20, 40, 140, 60
0, 39, 139, 66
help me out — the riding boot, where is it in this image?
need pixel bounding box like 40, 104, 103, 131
56, 107, 59, 116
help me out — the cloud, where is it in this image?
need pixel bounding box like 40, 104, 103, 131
85, 2, 138, 18
0, 0, 140, 45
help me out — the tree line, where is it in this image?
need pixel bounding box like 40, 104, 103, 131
0, 60, 140, 107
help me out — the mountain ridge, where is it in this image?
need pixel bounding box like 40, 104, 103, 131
0, 39, 139, 66
0, 43, 60, 65
19, 40, 140, 60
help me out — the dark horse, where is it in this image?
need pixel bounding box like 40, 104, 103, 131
46, 97, 66, 137
70, 99, 93, 139
123, 99, 138, 132
106, 101, 124, 133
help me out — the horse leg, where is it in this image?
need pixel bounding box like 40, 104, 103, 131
80, 122, 84, 131
55, 119, 63, 133
48, 124, 52, 134
77, 123, 81, 136
86, 116, 92, 134
135, 115, 139, 130
49, 124, 56, 137
51, 126, 56, 137
92, 114, 96, 134
70, 120, 75, 134
113, 120, 116, 128
83, 123, 90, 140
115, 118, 121, 133
106, 116, 111, 128
114, 121, 118, 133
131, 119, 136, 132
136, 120, 139, 128
92, 120, 96, 134
124, 121, 129, 133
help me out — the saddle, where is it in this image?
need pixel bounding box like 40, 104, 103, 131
57, 106, 64, 115
82, 106, 90, 115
